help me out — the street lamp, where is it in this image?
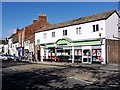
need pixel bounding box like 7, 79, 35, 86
98, 32, 103, 84
99, 32, 103, 45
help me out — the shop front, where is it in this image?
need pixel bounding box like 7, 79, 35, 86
42, 39, 103, 64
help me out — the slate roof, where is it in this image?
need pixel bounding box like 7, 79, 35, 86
0, 40, 7, 45
36, 10, 118, 32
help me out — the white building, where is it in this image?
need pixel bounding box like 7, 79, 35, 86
35, 10, 120, 64
0, 40, 7, 54
8, 33, 19, 56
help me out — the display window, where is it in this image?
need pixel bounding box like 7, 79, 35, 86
92, 49, 102, 62
74, 49, 82, 56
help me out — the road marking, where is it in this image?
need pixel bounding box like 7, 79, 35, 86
10, 67, 16, 71
68, 77, 93, 84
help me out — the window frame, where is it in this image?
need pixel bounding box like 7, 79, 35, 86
52, 31, 55, 37
43, 33, 47, 39
63, 30, 67, 36
76, 27, 81, 34
93, 24, 99, 32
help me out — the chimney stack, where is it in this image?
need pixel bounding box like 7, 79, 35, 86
38, 14, 47, 23
33, 19, 38, 24
16, 28, 20, 33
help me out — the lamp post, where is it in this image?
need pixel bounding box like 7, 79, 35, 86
98, 32, 103, 85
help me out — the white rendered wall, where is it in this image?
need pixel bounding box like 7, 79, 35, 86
0, 44, 4, 53
12, 43, 19, 56
105, 12, 119, 40
4, 44, 8, 54
101, 39, 106, 64
35, 20, 105, 45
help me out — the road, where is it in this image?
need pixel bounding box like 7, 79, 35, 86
2, 60, 120, 90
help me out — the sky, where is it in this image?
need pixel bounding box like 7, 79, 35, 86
1, 2, 118, 39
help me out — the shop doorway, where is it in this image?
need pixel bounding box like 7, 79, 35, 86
82, 46, 92, 64
37, 50, 40, 61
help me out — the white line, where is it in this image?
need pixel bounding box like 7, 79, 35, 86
68, 77, 93, 84
10, 67, 16, 71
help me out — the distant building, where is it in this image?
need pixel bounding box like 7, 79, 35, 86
0, 40, 7, 54
7, 14, 50, 59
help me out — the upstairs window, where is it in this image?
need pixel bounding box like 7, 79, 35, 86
10, 43, 12, 48
76, 27, 81, 34
52, 32, 55, 37
63, 30, 67, 36
96, 24, 99, 31
37, 39, 40, 44
93, 24, 99, 32
93, 25, 96, 32
43, 33, 47, 39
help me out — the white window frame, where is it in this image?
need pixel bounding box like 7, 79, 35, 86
43, 33, 47, 39
63, 30, 67, 36
52, 32, 55, 37
76, 27, 81, 34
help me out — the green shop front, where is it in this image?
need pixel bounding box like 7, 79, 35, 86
42, 39, 103, 64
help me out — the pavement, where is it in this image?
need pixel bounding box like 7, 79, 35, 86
30, 61, 119, 71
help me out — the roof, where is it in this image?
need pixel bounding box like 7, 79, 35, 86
12, 32, 19, 43
36, 10, 118, 32
8, 33, 16, 39
0, 40, 7, 45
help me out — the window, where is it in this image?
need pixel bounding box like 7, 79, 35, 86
63, 30, 67, 36
15, 45, 17, 48
37, 39, 40, 44
76, 27, 81, 34
93, 24, 99, 32
43, 33, 47, 39
52, 32, 55, 37
10, 43, 12, 48
93, 25, 96, 32
96, 24, 99, 31
24, 41, 28, 46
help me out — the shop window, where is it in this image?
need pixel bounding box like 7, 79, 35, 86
92, 49, 102, 62
74, 49, 82, 62
63, 30, 67, 36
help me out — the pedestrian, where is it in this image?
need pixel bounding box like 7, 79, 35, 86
32, 54, 36, 62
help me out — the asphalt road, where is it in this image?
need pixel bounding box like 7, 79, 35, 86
2, 60, 120, 90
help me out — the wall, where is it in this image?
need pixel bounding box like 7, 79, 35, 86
4, 44, 8, 54
105, 12, 119, 40
12, 42, 19, 56
35, 20, 105, 45
106, 39, 119, 64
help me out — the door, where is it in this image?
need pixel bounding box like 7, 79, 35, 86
37, 50, 40, 61
82, 46, 92, 64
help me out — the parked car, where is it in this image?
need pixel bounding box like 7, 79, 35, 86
1, 54, 19, 61
9, 55, 19, 61
0, 54, 8, 60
